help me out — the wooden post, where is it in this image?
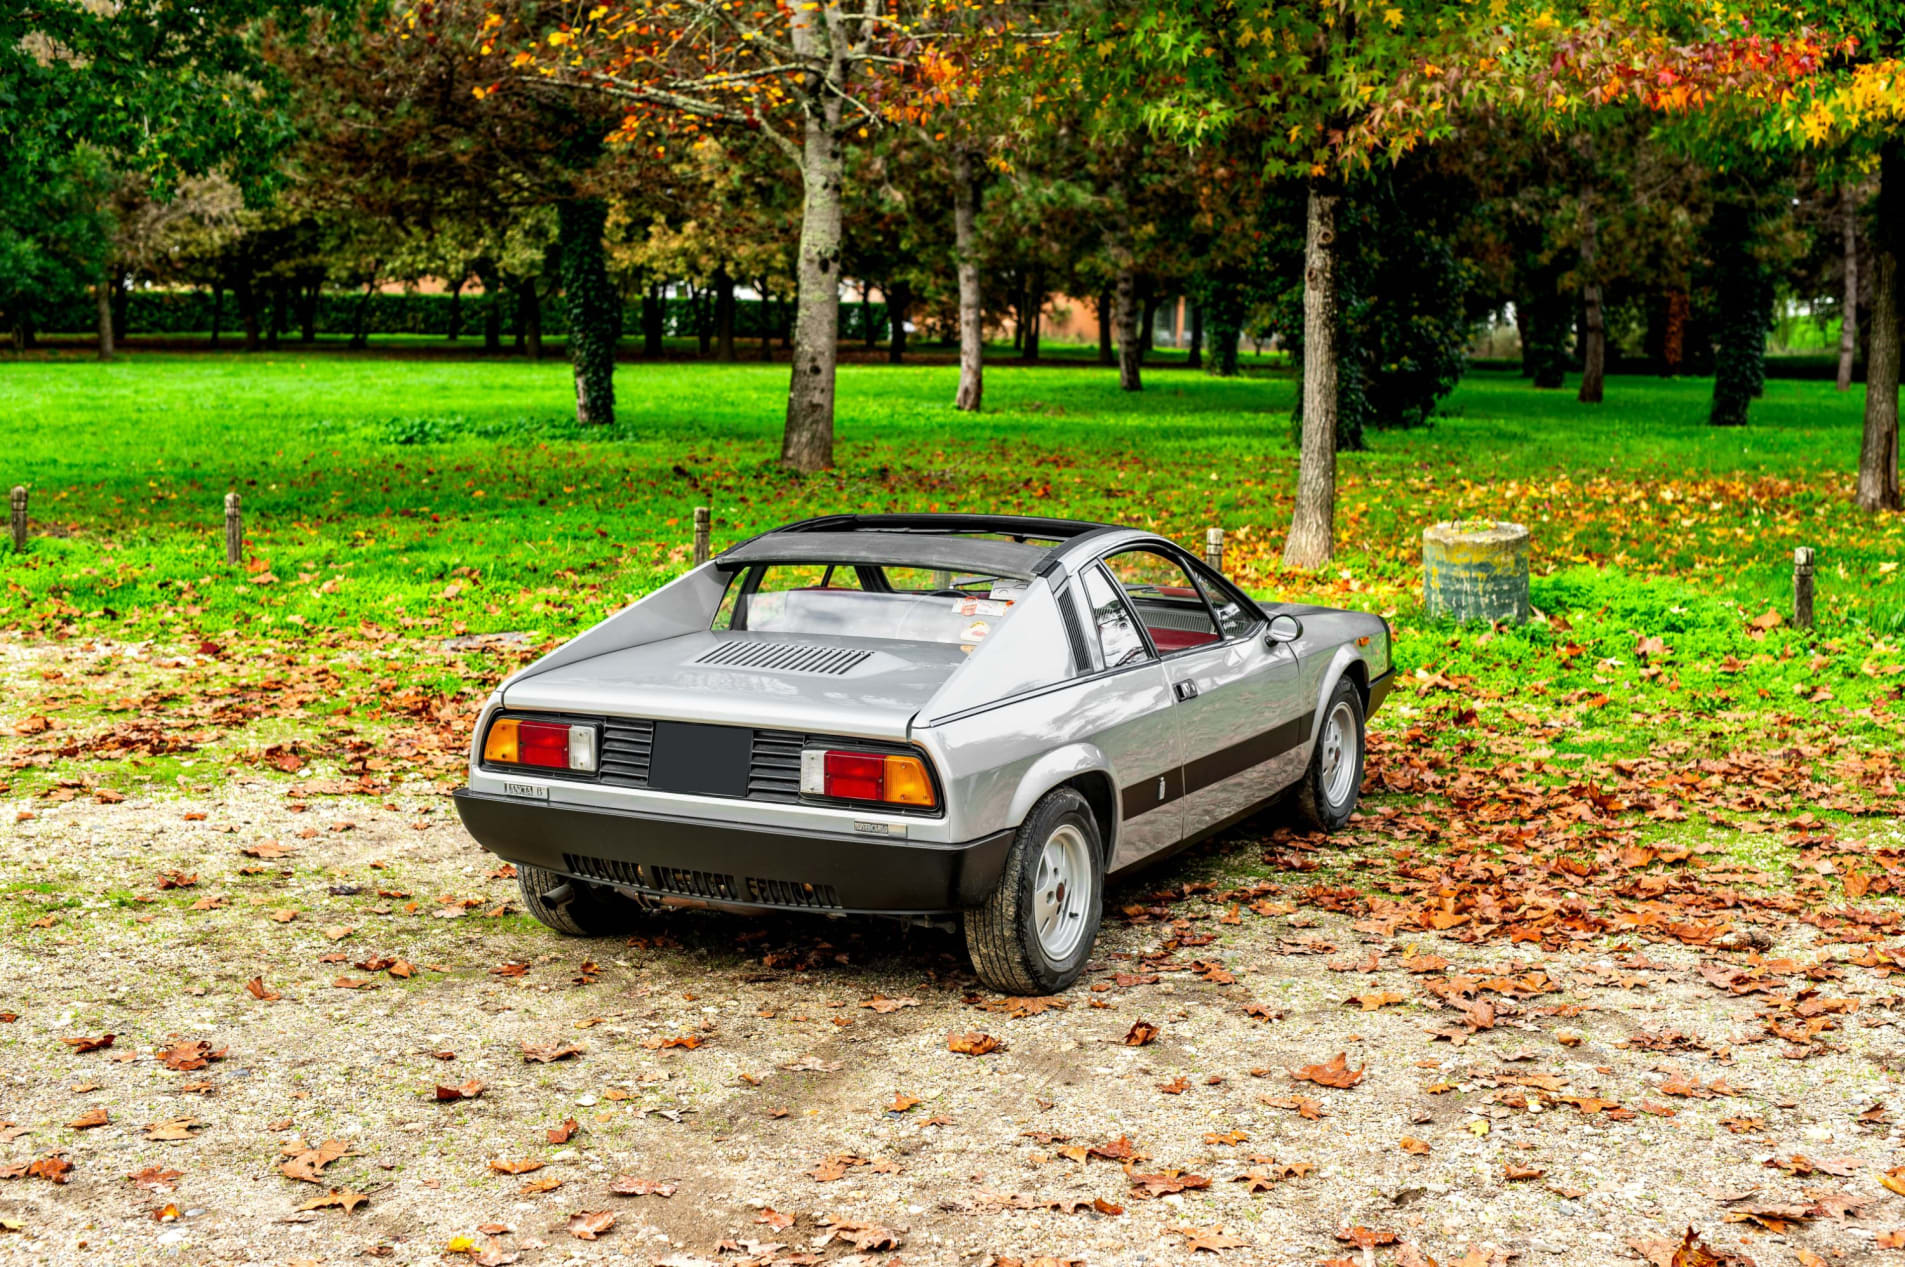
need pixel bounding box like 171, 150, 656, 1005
224, 492, 243, 566
1204, 526, 1225, 572
9, 486, 25, 553
1794, 546, 1815, 630
692, 505, 711, 566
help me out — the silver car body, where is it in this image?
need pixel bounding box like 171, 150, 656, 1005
454, 515, 1392, 916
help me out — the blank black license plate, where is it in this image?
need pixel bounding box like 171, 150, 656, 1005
646, 721, 752, 798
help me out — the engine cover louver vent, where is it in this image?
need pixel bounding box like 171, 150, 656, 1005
693, 641, 873, 676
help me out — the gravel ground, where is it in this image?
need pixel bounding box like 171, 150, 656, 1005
5, 778, 1905, 1267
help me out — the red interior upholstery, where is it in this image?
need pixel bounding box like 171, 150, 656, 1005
1148, 626, 1219, 651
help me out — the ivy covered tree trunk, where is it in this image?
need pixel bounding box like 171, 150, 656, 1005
952, 147, 983, 412
712, 265, 737, 363
642, 282, 665, 357
1186, 301, 1203, 370
558, 198, 620, 425
781, 102, 846, 470
1857, 140, 1901, 512
1284, 178, 1340, 571
1097, 290, 1114, 366
1708, 197, 1771, 428
1839, 189, 1861, 393
1206, 270, 1243, 377
886, 279, 910, 365
517, 277, 542, 360
1137, 289, 1159, 366
1521, 276, 1570, 389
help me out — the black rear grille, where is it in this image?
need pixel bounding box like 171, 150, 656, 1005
561, 854, 841, 911
694, 641, 873, 675
599, 719, 655, 786
748, 729, 809, 802
747, 877, 842, 909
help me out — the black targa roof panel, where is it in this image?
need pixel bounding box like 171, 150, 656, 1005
717, 530, 1049, 579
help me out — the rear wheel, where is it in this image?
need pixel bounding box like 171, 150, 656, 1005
1292, 677, 1365, 832
516, 862, 640, 936
964, 788, 1103, 995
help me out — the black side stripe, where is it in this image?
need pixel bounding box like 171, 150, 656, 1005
1118, 712, 1315, 819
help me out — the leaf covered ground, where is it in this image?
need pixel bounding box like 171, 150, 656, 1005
3, 355, 1905, 1264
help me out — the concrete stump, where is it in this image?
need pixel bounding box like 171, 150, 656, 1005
1423, 520, 1530, 624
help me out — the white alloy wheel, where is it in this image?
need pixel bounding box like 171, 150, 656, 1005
1032, 823, 1093, 960
1320, 698, 1360, 809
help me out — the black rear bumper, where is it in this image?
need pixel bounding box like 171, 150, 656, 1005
453, 789, 1014, 916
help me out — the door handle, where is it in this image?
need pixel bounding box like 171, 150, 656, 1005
1174, 680, 1199, 701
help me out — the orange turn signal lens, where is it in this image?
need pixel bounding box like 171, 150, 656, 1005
881, 754, 934, 807
482, 717, 520, 764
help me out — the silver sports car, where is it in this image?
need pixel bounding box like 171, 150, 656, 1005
454, 513, 1392, 994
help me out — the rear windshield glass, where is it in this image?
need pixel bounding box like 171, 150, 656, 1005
714, 563, 1027, 646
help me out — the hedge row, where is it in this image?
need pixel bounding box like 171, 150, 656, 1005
38, 288, 891, 341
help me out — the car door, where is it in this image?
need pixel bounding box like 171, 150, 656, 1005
1100, 547, 1307, 840
1070, 562, 1183, 870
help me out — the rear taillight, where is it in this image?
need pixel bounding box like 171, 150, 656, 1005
800, 748, 935, 809
483, 718, 597, 773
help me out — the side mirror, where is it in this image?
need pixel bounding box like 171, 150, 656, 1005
1265, 613, 1304, 646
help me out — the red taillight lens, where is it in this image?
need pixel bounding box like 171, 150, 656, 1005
516, 720, 572, 769
823, 751, 886, 801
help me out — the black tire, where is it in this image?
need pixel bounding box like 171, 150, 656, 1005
515, 862, 639, 937
1292, 677, 1365, 833
964, 787, 1104, 995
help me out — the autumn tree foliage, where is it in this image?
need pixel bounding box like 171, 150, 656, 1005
484, 0, 1008, 469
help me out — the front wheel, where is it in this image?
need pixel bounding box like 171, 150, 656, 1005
516, 862, 641, 937
964, 788, 1104, 995
1292, 677, 1365, 832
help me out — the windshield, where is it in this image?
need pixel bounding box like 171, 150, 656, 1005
714, 563, 1028, 646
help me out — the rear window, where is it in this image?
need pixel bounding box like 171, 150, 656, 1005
714, 563, 1028, 646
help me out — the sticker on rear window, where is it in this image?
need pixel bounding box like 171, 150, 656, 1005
952, 598, 1009, 617
962, 620, 991, 641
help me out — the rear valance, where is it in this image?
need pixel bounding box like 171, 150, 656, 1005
718, 530, 1046, 580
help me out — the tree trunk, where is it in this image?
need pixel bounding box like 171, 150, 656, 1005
96, 273, 115, 361
110, 269, 128, 344
643, 282, 665, 357
1839, 189, 1861, 392
952, 147, 984, 412
861, 284, 877, 348
1137, 289, 1159, 366
689, 282, 712, 356
1097, 290, 1115, 366
1113, 268, 1142, 391
782, 104, 845, 470
347, 279, 373, 351
518, 278, 542, 360
1708, 196, 1768, 427
1207, 271, 1242, 376
1022, 267, 1043, 363
713, 264, 737, 363
210, 283, 223, 346
558, 198, 620, 424
1857, 140, 1901, 512
267, 280, 285, 351
237, 272, 261, 352
1577, 200, 1604, 404
1283, 178, 1341, 572
886, 278, 911, 365
297, 278, 319, 343
1186, 300, 1204, 370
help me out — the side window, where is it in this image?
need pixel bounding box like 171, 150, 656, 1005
1189, 561, 1261, 640
1101, 548, 1220, 652
1080, 564, 1151, 668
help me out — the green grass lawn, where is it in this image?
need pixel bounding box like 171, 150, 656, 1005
1, 349, 1900, 805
